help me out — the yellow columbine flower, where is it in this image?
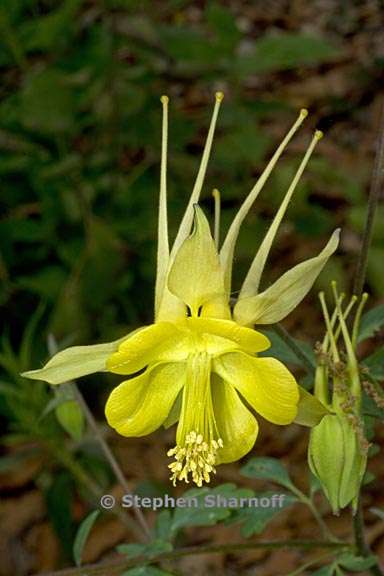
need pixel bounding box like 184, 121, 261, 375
23, 93, 339, 486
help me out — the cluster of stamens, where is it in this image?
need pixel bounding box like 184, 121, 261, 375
167, 431, 223, 487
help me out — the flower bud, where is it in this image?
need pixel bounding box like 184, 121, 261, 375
308, 413, 367, 514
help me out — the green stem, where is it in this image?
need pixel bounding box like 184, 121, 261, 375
350, 101, 384, 576
353, 499, 384, 576
273, 323, 316, 374
286, 551, 337, 576
40, 540, 350, 576
352, 102, 384, 298
289, 484, 335, 542
43, 439, 144, 540
71, 383, 151, 540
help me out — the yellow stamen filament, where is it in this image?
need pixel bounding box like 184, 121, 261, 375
167, 352, 223, 486
168, 432, 223, 487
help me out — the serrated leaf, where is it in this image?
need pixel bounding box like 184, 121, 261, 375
235, 33, 339, 76
259, 329, 316, 368
358, 304, 384, 342
363, 348, 384, 379
228, 491, 297, 537
240, 457, 295, 491
73, 510, 100, 566
170, 483, 253, 534
338, 553, 378, 571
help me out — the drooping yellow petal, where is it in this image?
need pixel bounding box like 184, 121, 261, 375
105, 362, 185, 436
234, 229, 340, 326
21, 334, 135, 385
106, 322, 190, 375
219, 109, 308, 295
213, 352, 299, 424
183, 317, 270, 354
168, 205, 229, 318
239, 130, 323, 299
211, 374, 258, 463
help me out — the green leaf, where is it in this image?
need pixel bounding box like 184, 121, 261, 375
235, 33, 339, 75
338, 553, 378, 571
46, 472, 74, 558
259, 329, 316, 368
122, 567, 174, 576
73, 510, 100, 567
358, 304, 384, 342
170, 483, 253, 534
229, 491, 297, 537
362, 391, 384, 420
55, 399, 84, 441
362, 348, 384, 379
240, 457, 295, 491
311, 567, 335, 576
117, 540, 172, 559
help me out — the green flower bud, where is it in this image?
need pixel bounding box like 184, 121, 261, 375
308, 413, 367, 514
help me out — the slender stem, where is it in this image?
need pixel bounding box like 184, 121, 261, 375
353, 499, 384, 576
273, 323, 316, 374
288, 484, 335, 541
43, 440, 143, 539
350, 101, 384, 576
286, 551, 337, 576
71, 383, 151, 541
40, 540, 350, 576
353, 101, 384, 298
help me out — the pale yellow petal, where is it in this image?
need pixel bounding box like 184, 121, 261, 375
106, 322, 190, 375
184, 317, 270, 353
167, 206, 229, 318
211, 375, 258, 463
105, 362, 185, 436
213, 352, 299, 424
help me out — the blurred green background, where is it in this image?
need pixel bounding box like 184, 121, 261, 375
0, 1, 384, 573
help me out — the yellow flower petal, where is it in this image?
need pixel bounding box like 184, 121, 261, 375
106, 322, 189, 375
184, 317, 270, 354
213, 352, 299, 424
211, 374, 258, 463
167, 206, 229, 318
105, 362, 185, 436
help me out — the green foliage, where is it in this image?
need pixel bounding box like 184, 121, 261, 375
358, 304, 384, 342
73, 509, 100, 566
240, 457, 295, 491
122, 567, 175, 576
